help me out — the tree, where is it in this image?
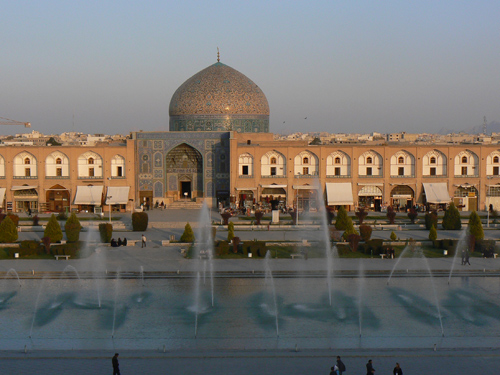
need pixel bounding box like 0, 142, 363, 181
429, 224, 437, 241
46, 137, 62, 146
180, 222, 195, 243
355, 207, 368, 225
0, 216, 18, 243
335, 206, 350, 230
347, 233, 361, 252
309, 137, 321, 145
342, 216, 358, 240
442, 203, 462, 230
407, 208, 418, 224
227, 222, 235, 242
468, 211, 484, 242
390, 231, 397, 241
425, 211, 438, 230
44, 214, 63, 243
359, 224, 373, 242
64, 213, 82, 242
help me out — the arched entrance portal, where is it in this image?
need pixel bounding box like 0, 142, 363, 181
390, 185, 414, 212
165, 144, 203, 201
46, 184, 70, 212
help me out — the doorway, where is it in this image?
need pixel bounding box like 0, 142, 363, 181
181, 181, 192, 199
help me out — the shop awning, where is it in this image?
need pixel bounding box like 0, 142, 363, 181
326, 182, 354, 206
260, 184, 287, 189
0, 188, 5, 208
11, 186, 37, 191
423, 183, 451, 204
74, 186, 103, 205
358, 185, 383, 197
235, 187, 257, 191
105, 187, 130, 205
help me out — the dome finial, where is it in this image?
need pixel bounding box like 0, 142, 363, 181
217, 47, 220, 62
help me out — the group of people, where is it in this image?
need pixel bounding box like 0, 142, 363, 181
110, 238, 128, 247
330, 357, 403, 375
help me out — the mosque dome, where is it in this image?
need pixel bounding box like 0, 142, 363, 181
169, 60, 270, 133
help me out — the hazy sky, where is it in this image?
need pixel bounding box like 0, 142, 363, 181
2, 0, 500, 136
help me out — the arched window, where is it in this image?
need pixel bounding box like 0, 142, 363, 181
494, 156, 499, 163
270, 157, 277, 165
430, 157, 436, 164
462, 156, 467, 163
303, 157, 309, 164
24, 158, 30, 165
88, 157, 94, 165
398, 156, 404, 164
366, 157, 373, 164
335, 157, 341, 164
56, 158, 62, 164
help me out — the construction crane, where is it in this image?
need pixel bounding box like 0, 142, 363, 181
0, 117, 31, 128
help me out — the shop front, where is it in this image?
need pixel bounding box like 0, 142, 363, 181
453, 185, 478, 211
390, 185, 414, 212
293, 185, 319, 211
358, 185, 383, 211
260, 184, 287, 210
12, 186, 38, 213
74, 185, 104, 213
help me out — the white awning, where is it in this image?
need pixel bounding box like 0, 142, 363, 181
235, 187, 257, 191
74, 186, 103, 205
260, 184, 287, 189
326, 182, 354, 206
423, 183, 451, 204
358, 185, 383, 197
105, 186, 130, 205
0, 188, 5, 208
292, 185, 321, 190
11, 186, 37, 191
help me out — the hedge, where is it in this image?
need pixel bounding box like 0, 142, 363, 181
132, 212, 149, 231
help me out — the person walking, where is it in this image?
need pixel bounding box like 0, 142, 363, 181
465, 249, 471, 265
366, 359, 375, 374
141, 234, 147, 248
112, 353, 120, 375
336, 356, 346, 375
393, 362, 403, 375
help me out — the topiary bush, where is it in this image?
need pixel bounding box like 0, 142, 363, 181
215, 240, 230, 256
64, 213, 82, 243
386, 206, 396, 224
44, 214, 63, 243
180, 222, 195, 243
347, 233, 361, 252
221, 212, 232, 225
32, 215, 40, 226
0, 216, 18, 243
227, 222, 235, 242
98, 223, 113, 243
359, 224, 373, 242
390, 231, 397, 241
355, 207, 368, 225
442, 202, 461, 230
407, 208, 418, 224
467, 211, 484, 242
132, 212, 149, 231
429, 224, 437, 241
335, 206, 350, 230
6, 214, 19, 227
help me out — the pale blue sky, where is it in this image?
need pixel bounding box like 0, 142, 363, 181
2, 0, 499, 135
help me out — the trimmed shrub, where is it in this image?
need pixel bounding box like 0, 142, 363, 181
132, 212, 149, 231
442, 202, 461, 230
335, 243, 351, 256
232, 237, 240, 253
255, 210, 264, 225
429, 224, 437, 241
390, 231, 397, 241
64, 213, 82, 243
227, 222, 235, 242
342, 219, 358, 241
180, 222, 195, 243
347, 233, 361, 252
242, 241, 267, 258
335, 206, 350, 230
467, 211, 484, 242
359, 239, 384, 255
98, 223, 113, 243
221, 212, 232, 225
476, 239, 495, 257
432, 239, 458, 256
386, 206, 396, 224
355, 207, 368, 225
6, 214, 19, 227
44, 214, 63, 243
0, 216, 18, 243
359, 224, 373, 242
425, 211, 438, 230
41, 236, 51, 254
56, 212, 68, 221
215, 240, 230, 256
32, 215, 40, 226
407, 208, 418, 224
